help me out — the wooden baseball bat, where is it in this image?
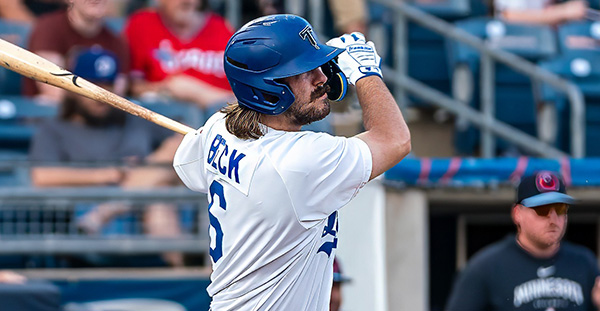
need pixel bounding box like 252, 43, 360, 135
0, 38, 195, 135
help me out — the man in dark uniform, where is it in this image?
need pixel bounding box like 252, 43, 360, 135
446, 171, 600, 311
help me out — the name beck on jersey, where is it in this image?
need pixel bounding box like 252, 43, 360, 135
207, 134, 246, 185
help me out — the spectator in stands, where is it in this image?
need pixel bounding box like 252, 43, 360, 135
495, 0, 588, 25
23, 0, 129, 105
248, 0, 367, 35
0, 0, 66, 24
328, 0, 367, 35
445, 171, 600, 310
331, 258, 351, 311
124, 0, 234, 112
28, 48, 184, 267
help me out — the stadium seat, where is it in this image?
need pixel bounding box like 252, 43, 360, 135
0, 19, 32, 95
468, 0, 490, 17
447, 17, 558, 155
0, 96, 57, 154
411, 0, 470, 18
539, 49, 600, 156
0, 96, 57, 186
406, 0, 472, 106
556, 20, 600, 53
588, 0, 600, 11
369, 0, 472, 106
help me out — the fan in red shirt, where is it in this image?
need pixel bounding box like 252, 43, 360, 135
124, 0, 235, 110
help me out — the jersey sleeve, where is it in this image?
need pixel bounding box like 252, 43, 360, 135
173, 128, 208, 193
278, 133, 372, 224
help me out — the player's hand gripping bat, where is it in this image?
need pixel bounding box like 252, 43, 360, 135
0, 38, 194, 135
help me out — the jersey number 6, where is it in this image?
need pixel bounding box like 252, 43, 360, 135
208, 180, 226, 263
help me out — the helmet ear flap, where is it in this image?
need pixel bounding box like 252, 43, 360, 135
322, 60, 347, 102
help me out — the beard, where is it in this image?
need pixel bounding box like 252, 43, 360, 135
283, 83, 331, 127
76, 104, 126, 128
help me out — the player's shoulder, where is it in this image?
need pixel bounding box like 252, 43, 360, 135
265, 130, 357, 170
269, 130, 342, 152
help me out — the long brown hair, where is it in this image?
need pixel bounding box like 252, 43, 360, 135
221, 103, 265, 140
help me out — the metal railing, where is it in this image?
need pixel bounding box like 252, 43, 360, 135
371, 0, 586, 158
0, 186, 208, 255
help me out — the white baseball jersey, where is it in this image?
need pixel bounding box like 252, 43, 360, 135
173, 112, 372, 311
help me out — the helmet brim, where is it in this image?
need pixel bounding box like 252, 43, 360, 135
270, 44, 344, 79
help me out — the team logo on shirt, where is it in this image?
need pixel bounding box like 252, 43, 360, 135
513, 265, 584, 309
153, 40, 226, 77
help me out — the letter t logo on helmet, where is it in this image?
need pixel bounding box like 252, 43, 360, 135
223, 14, 346, 115
299, 26, 320, 50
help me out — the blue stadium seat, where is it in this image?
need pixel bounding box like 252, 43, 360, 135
369, 0, 473, 106
556, 21, 600, 53
447, 17, 558, 155
0, 19, 32, 95
406, 0, 472, 106
0, 96, 57, 186
468, 0, 490, 17
0, 96, 58, 153
539, 49, 600, 155
411, 0, 470, 18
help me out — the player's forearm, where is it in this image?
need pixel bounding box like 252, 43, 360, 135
355, 76, 411, 178
31, 167, 123, 187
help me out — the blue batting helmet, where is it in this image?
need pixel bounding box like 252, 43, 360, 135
224, 14, 347, 115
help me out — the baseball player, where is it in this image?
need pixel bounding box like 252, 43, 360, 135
173, 14, 411, 310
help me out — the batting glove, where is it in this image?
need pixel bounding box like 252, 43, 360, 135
326, 32, 382, 85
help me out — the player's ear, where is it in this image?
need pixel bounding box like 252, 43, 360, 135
512, 204, 521, 226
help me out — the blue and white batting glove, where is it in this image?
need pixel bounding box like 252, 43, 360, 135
326, 32, 382, 85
